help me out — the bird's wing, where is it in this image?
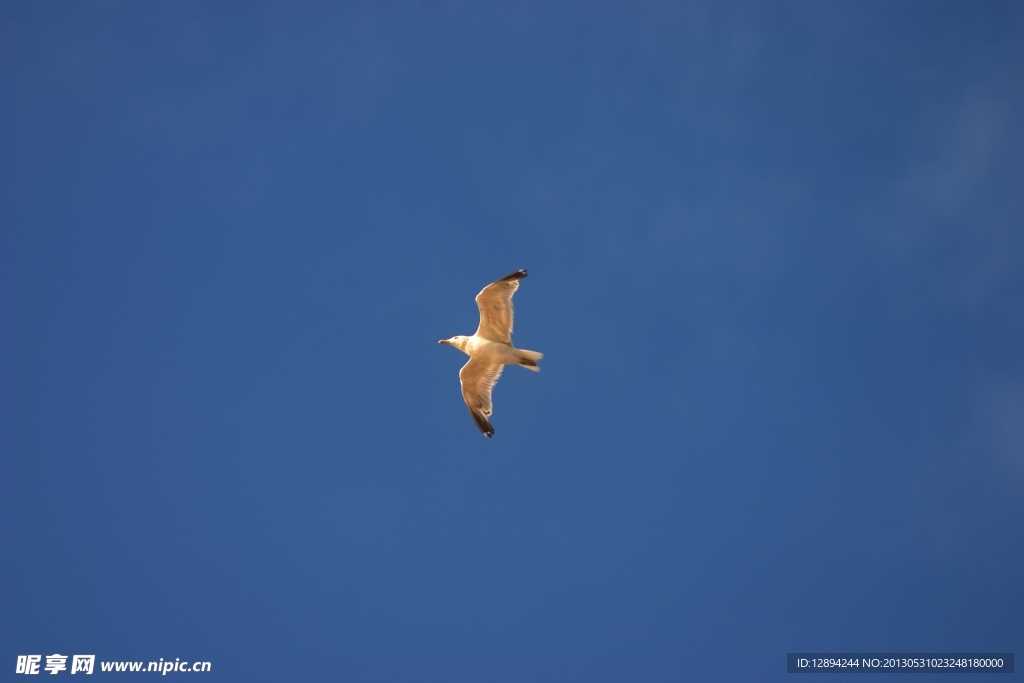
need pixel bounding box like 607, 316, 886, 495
459, 356, 505, 437
474, 269, 527, 344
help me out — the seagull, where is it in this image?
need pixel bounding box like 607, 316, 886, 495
439, 269, 543, 437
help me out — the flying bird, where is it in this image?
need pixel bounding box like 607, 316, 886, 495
439, 269, 543, 437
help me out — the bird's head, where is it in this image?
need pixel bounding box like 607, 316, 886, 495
438, 336, 468, 351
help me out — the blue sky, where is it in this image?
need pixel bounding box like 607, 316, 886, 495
2, 2, 1023, 681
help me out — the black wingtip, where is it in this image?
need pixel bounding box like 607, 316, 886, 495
498, 269, 528, 282
469, 409, 495, 437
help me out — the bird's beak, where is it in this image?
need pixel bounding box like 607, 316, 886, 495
438, 339, 448, 345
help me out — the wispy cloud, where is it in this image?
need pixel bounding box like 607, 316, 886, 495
862, 72, 1024, 309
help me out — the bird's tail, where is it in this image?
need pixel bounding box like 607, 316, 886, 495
517, 349, 543, 372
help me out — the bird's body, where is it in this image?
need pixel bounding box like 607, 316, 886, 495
439, 269, 542, 437
444, 335, 529, 365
